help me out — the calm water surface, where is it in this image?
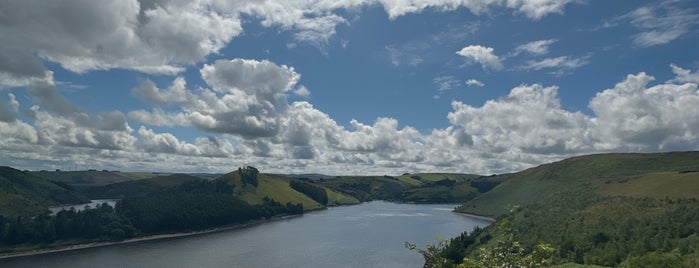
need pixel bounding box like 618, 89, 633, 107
1, 201, 491, 268
49, 199, 119, 215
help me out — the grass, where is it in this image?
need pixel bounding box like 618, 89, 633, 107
217, 170, 359, 210
457, 152, 699, 217
238, 174, 322, 210
593, 171, 699, 199
324, 188, 360, 205
235, 174, 359, 210
395, 173, 480, 185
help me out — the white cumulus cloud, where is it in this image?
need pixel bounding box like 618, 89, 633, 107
668, 64, 699, 84
466, 79, 485, 87
132, 58, 302, 138
456, 45, 503, 70
590, 72, 699, 151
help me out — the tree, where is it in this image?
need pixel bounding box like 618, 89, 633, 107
407, 223, 555, 268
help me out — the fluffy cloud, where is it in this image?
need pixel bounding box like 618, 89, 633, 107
668, 64, 699, 84
0, 0, 576, 86
0, 94, 17, 122
2, 30, 698, 177
30, 108, 136, 150
131, 59, 301, 138
125, 66, 699, 174
200, 59, 300, 97
293, 86, 312, 98
448, 84, 593, 155
456, 45, 503, 70
0, 120, 38, 144
0, 0, 241, 79
590, 72, 699, 151
137, 127, 234, 157
378, 0, 576, 19
505, 0, 576, 19
466, 79, 485, 87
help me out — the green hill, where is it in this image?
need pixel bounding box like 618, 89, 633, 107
457, 151, 699, 217
440, 152, 699, 267
315, 173, 497, 203
216, 168, 359, 210
31, 170, 168, 187
83, 173, 204, 199
0, 167, 88, 217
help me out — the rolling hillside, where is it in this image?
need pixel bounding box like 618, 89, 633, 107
83, 173, 204, 199
315, 173, 501, 203
444, 152, 699, 267
0, 167, 88, 217
31, 170, 167, 187
216, 168, 360, 210
457, 151, 699, 217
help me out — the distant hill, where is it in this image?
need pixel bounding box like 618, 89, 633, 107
83, 173, 204, 199
216, 168, 359, 210
314, 173, 493, 203
277, 173, 338, 181
457, 151, 699, 217
0, 166, 88, 217
31, 170, 158, 187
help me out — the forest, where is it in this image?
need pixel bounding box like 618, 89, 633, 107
0, 179, 302, 251
289, 180, 328, 205
415, 189, 699, 267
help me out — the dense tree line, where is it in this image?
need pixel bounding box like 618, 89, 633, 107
239, 166, 259, 187
290, 180, 328, 205
0, 203, 135, 247
116, 192, 258, 233
435, 189, 699, 267
0, 179, 303, 251
409, 223, 555, 268
258, 196, 303, 219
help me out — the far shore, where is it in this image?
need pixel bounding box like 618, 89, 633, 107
0, 202, 487, 259
0, 214, 303, 260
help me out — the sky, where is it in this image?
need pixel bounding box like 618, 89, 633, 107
1, 0, 698, 175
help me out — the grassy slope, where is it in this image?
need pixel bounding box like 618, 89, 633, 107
31, 170, 158, 187
449, 152, 699, 267
592, 171, 699, 199
317, 173, 487, 203
217, 171, 359, 211
457, 152, 699, 217
0, 167, 87, 217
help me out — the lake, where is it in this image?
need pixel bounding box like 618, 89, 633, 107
49, 199, 120, 215
0, 201, 491, 268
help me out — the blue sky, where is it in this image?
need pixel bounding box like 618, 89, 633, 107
1, 0, 698, 175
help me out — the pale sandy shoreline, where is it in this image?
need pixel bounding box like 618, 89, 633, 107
0, 214, 302, 260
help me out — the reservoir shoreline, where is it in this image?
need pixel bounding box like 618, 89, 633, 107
0, 201, 491, 268
0, 213, 303, 260
0, 202, 492, 262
